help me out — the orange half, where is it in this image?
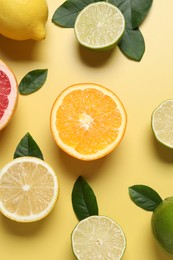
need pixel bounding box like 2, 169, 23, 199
50, 83, 127, 160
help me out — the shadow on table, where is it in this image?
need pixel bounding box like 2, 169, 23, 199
0, 34, 39, 61
0, 211, 54, 236
151, 133, 173, 164
77, 43, 118, 67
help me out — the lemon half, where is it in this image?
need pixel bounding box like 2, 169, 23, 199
0, 157, 59, 222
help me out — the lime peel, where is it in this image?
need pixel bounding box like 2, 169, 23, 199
152, 197, 173, 254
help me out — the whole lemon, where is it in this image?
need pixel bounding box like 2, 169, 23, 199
151, 197, 173, 254
0, 0, 48, 40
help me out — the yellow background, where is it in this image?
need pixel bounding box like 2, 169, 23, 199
0, 0, 173, 259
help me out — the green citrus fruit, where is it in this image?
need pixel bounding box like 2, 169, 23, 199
151, 197, 173, 254
71, 215, 126, 259
74, 2, 125, 51
151, 99, 173, 149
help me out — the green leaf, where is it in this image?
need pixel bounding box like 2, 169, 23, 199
129, 185, 163, 211
109, 0, 153, 29
18, 69, 48, 95
72, 176, 99, 221
14, 133, 44, 160
118, 28, 145, 61
52, 0, 104, 28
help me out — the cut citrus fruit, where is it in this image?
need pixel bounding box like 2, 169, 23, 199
0, 60, 18, 131
0, 157, 59, 222
152, 99, 173, 148
74, 2, 125, 50
50, 83, 127, 161
71, 215, 126, 260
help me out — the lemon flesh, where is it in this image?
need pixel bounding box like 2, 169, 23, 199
0, 157, 59, 222
152, 99, 173, 149
71, 216, 126, 259
74, 2, 125, 50
151, 197, 173, 254
0, 0, 48, 40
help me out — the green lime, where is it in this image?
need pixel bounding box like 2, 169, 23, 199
74, 2, 125, 51
71, 215, 126, 259
151, 197, 173, 254
151, 99, 173, 148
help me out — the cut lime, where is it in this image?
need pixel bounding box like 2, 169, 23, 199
74, 2, 125, 50
71, 215, 126, 259
152, 99, 173, 148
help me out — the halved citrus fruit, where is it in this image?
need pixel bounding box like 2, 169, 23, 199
74, 2, 125, 50
71, 215, 126, 260
152, 99, 173, 148
0, 157, 59, 222
50, 83, 127, 160
0, 60, 18, 131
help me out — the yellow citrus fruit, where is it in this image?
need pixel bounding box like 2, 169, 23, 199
0, 0, 48, 40
71, 216, 126, 259
152, 197, 173, 254
50, 83, 127, 160
0, 157, 59, 222
74, 2, 125, 50
0, 60, 18, 131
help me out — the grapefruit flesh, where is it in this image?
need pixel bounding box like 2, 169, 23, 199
0, 60, 18, 130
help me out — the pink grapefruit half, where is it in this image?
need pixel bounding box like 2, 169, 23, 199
0, 60, 18, 131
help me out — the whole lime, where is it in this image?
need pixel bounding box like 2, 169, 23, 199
151, 197, 173, 254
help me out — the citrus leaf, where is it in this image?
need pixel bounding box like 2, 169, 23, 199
14, 132, 44, 160
72, 176, 99, 221
52, 0, 105, 27
129, 185, 163, 211
19, 69, 48, 95
118, 28, 145, 61
109, 0, 153, 29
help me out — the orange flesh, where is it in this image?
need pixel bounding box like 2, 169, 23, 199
56, 89, 122, 155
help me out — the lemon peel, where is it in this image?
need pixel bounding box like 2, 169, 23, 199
0, 0, 48, 40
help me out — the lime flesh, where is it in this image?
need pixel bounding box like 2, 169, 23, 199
151, 197, 173, 254
71, 215, 126, 259
152, 99, 173, 149
74, 2, 125, 51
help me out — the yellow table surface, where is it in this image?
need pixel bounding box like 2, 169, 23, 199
0, 1, 173, 260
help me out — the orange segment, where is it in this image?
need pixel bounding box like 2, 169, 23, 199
50, 83, 127, 160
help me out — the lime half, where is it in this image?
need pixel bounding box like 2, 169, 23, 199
71, 215, 126, 259
74, 2, 125, 50
152, 99, 173, 148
